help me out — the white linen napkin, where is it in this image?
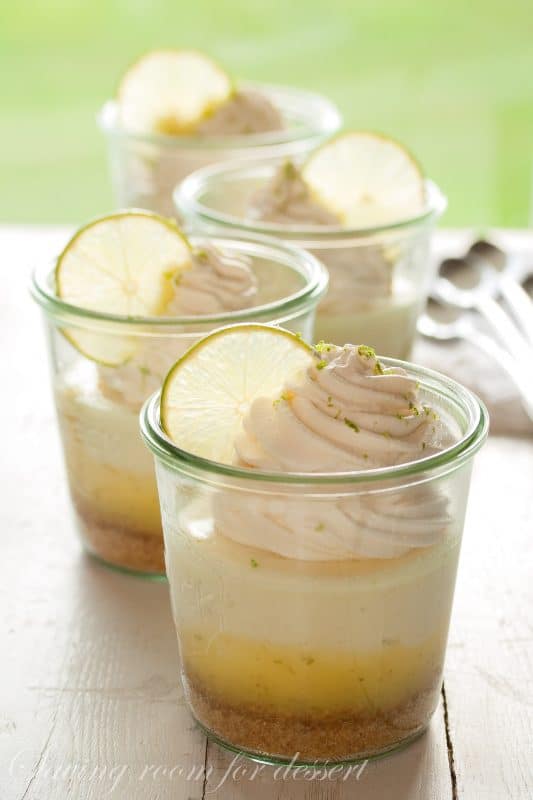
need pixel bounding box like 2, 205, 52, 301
413, 338, 533, 435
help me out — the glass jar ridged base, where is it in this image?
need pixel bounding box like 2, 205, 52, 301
85, 548, 167, 581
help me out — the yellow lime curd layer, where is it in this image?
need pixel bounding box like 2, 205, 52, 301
180, 626, 446, 716
55, 367, 161, 537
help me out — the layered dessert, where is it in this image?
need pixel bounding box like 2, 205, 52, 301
152, 325, 471, 762
51, 213, 259, 574
99, 49, 339, 216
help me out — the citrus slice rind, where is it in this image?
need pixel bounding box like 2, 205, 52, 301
160, 324, 313, 464
60, 327, 137, 368
302, 131, 426, 228
55, 211, 191, 365
117, 49, 233, 135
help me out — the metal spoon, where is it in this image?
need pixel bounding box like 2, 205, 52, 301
417, 300, 533, 421
523, 274, 533, 299
467, 240, 533, 346
432, 255, 533, 363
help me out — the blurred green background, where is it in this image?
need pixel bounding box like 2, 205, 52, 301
2, 0, 532, 226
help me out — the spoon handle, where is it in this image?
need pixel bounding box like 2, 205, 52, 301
475, 294, 533, 363
463, 329, 533, 422
498, 273, 533, 346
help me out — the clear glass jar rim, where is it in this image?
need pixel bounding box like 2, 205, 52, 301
140, 358, 489, 487
175, 159, 447, 240
30, 230, 329, 329
97, 82, 342, 149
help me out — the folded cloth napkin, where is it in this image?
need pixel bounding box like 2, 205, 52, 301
413, 338, 533, 436
413, 233, 533, 436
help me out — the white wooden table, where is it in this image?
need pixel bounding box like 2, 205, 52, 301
1, 226, 532, 799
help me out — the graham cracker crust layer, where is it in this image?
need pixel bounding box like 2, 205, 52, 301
72, 493, 165, 575
185, 671, 440, 762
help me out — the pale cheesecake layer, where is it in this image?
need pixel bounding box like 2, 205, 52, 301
166, 511, 460, 653
56, 363, 160, 537
166, 520, 459, 714
314, 293, 421, 359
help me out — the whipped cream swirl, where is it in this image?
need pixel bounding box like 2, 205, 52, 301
215, 344, 455, 560
196, 89, 284, 136
98, 245, 258, 409
248, 162, 397, 308
166, 244, 258, 315
236, 344, 448, 470
249, 161, 341, 225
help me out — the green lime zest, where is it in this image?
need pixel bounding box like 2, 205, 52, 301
344, 417, 360, 433
423, 405, 439, 420
282, 160, 299, 179
274, 389, 295, 407
357, 345, 376, 359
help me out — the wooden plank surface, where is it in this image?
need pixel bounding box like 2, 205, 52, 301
445, 438, 533, 800
0, 226, 531, 799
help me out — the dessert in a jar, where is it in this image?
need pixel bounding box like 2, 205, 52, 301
31, 214, 327, 576
98, 49, 341, 216
175, 132, 447, 358
141, 324, 488, 762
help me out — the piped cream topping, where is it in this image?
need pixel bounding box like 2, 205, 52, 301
249, 161, 341, 225
98, 244, 258, 408
166, 244, 258, 315
196, 89, 284, 136
248, 161, 397, 308
235, 344, 450, 471
215, 343, 456, 561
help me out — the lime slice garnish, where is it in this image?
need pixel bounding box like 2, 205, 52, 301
160, 324, 313, 463
55, 211, 191, 365
302, 131, 426, 227
117, 49, 233, 135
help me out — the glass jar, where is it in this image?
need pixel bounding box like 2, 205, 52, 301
31, 234, 327, 578
175, 159, 447, 359
141, 360, 487, 764
98, 84, 341, 217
